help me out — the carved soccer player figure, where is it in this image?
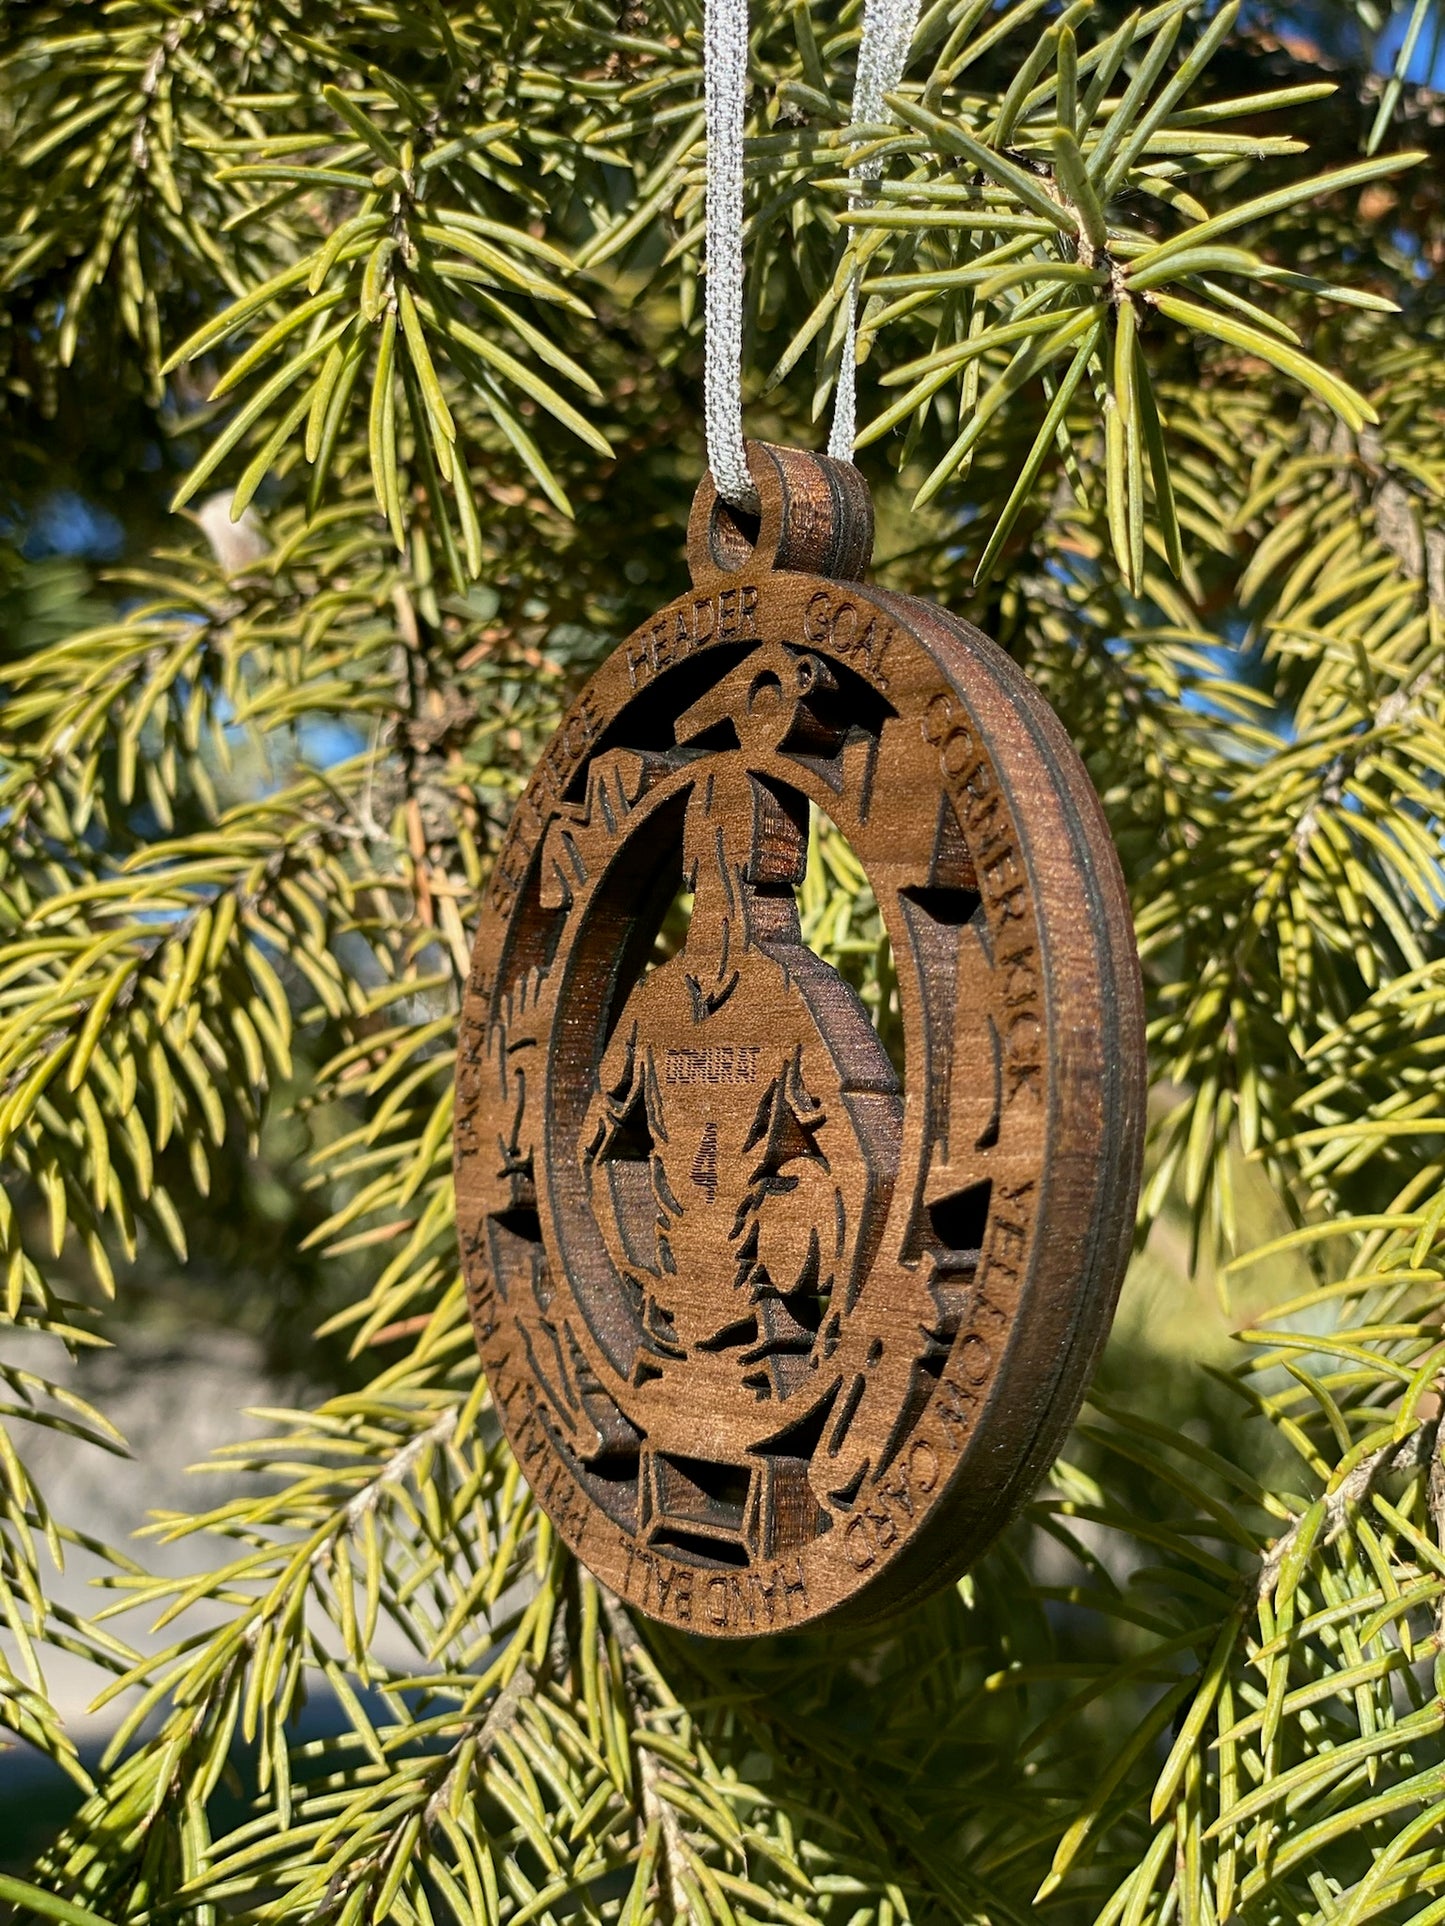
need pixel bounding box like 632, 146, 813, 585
578, 647, 922, 1559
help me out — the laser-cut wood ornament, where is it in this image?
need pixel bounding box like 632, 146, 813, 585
455, 443, 1146, 1636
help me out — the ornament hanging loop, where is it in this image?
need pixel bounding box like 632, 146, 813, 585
687, 440, 874, 587
701, 0, 923, 497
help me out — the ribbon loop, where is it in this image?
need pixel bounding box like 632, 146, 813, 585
703, 0, 923, 508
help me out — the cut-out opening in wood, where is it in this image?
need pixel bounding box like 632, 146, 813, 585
706, 496, 763, 573
642, 800, 904, 1087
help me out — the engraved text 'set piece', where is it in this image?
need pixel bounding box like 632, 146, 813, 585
455, 444, 1146, 1635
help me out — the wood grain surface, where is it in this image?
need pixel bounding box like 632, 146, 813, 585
455, 442, 1146, 1634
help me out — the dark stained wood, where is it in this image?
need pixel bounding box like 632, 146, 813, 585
455, 441, 1146, 1635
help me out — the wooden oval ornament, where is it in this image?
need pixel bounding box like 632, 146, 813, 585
455, 443, 1145, 1635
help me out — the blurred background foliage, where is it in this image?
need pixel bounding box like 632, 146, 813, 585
3, 0, 1445, 1921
